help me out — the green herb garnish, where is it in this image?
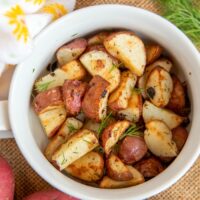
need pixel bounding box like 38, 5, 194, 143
32, 68, 35, 73
132, 87, 144, 94
61, 152, 67, 165
83, 139, 93, 144
97, 112, 113, 137
119, 124, 143, 140
71, 33, 78, 37
95, 146, 104, 154
158, 0, 200, 49
109, 63, 123, 73
35, 80, 55, 92
67, 123, 78, 133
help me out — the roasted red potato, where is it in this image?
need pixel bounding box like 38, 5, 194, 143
82, 75, 110, 122
56, 38, 87, 66
88, 32, 110, 45
134, 157, 164, 178
62, 80, 87, 116
119, 136, 148, 164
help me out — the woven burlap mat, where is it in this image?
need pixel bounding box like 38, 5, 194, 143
0, 0, 199, 199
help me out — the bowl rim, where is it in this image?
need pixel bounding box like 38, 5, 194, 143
9, 4, 200, 200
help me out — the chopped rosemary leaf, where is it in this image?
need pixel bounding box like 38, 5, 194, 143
61, 152, 67, 165
71, 33, 78, 37
67, 123, 78, 133
95, 146, 104, 154
32, 68, 35, 73
119, 124, 144, 140
97, 112, 113, 137
83, 139, 93, 144
132, 87, 144, 94
109, 63, 123, 73
35, 80, 55, 92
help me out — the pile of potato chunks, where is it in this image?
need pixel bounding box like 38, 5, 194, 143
33, 31, 189, 188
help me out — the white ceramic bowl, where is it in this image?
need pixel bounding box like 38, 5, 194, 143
9, 5, 200, 200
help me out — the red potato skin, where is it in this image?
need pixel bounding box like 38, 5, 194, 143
0, 155, 15, 200
23, 189, 79, 200
119, 136, 148, 164
82, 75, 109, 122
64, 38, 87, 50
134, 157, 164, 178
33, 86, 63, 114
62, 80, 88, 116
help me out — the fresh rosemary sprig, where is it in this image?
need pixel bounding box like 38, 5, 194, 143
97, 112, 113, 137
119, 124, 143, 140
35, 80, 55, 92
159, 0, 200, 49
67, 123, 78, 133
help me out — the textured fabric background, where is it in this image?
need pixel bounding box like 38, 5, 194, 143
0, 0, 199, 199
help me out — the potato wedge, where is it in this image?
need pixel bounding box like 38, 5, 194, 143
100, 166, 144, 188
138, 58, 172, 98
143, 101, 184, 129
80, 48, 120, 92
52, 129, 99, 170
44, 118, 83, 161
82, 75, 109, 122
38, 105, 67, 138
167, 75, 185, 112
117, 90, 142, 122
88, 32, 110, 45
145, 67, 173, 107
101, 120, 130, 155
35, 60, 86, 92
56, 38, 87, 66
83, 120, 100, 133
104, 31, 146, 76
108, 71, 137, 111
106, 154, 133, 181
145, 43, 163, 65
144, 120, 178, 157
65, 151, 104, 182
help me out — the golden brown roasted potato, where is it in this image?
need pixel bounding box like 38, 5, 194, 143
35, 60, 86, 92
117, 90, 143, 122
138, 58, 172, 99
145, 67, 173, 107
119, 136, 148, 164
52, 129, 99, 170
106, 154, 133, 181
145, 43, 163, 65
44, 118, 83, 161
100, 166, 144, 188
134, 157, 164, 178
104, 31, 146, 76
143, 101, 184, 129
80, 46, 120, 92
56, 38, 87, 66
144, 120, 178, 157
65, 151, 104, 182
101, 120, 130, 156
82, 75, 110, 122
108, 71, 137, 111
167, 75, 185, 112
88, 32, 110, 45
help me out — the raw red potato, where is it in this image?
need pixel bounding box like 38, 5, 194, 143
82, 75, 110, 122
134, 157, 164, 178
23, 189, 79, 200
62, 80, 88, 116
0, 155, 15, 200
119, 136, 148, 164
56, 38, 87, 66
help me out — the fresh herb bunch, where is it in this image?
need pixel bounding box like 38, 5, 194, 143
119, 124, 143, 140
159, 0, 200, 49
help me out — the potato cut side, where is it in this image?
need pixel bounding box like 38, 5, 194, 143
143, 101, 184, 129
101, 120, 130, 155
100, 166, 144, 188
44, 118, 83, 161
108, 71, 137, 111
117, 90, 142, 122
52, 129, 99, 170
65, 151, 104, 182
144, 120, 178, 157
146, 67, 173, 107
145, 43, 163, 65
38, 105, 67, 138
83, 120, 100, 133
106, 154, 133, 181
56, 38, 87, 66
88, 32, 110, 45
80, 49, 120, 92
35, 60, 86, 92
138, 58, 172, 99
104, 31, 146, 76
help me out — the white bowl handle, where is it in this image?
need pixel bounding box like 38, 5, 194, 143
0, 100, 13, 138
